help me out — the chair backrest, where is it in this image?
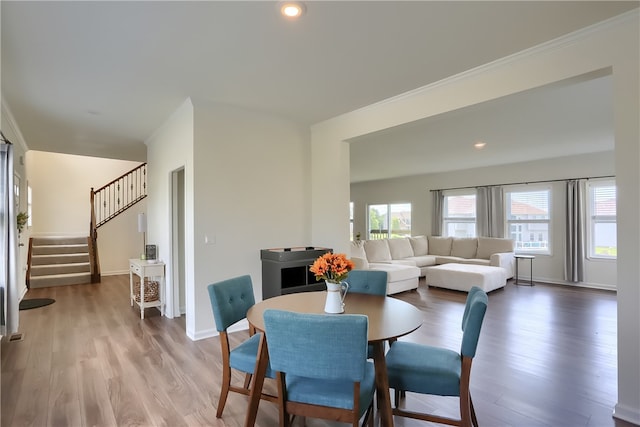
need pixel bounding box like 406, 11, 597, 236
264, 309, 369, 382
460, 286, 488, 358
346, 270, 387, 296
207, 275, 256, 332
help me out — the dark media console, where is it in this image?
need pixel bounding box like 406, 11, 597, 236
260, 247, 332, 299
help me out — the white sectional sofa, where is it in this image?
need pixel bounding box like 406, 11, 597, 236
350, 235, 515, 294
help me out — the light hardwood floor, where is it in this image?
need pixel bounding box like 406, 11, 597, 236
1, 275, 634, 427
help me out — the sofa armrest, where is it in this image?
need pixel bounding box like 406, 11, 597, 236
490, 252, 515, 278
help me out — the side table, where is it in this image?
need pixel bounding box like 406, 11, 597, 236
129, 258, 165, 319
514, 255, 535, 286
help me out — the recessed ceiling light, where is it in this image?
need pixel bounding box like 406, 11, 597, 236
474, 142, 486, 149
279, 1, 306, 19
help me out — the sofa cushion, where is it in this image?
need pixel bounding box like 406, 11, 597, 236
387, 259, 419, 267
459, 258, 491, 267
404, 255, 437, 268
409, 236, 429, 256
350, 240, 367, 259
477, 237, 515, 260
388, 238, 414, 260
451, 238, 478, 259
364, 239, 392, 262
428, 236, 453, 256
434, 256, 465, 264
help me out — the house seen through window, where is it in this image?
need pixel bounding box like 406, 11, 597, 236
505, 187, 551, 255
587, 180, 616, 259
443, 191, 476, 237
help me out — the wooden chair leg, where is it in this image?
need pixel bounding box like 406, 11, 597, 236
394, 389, 407, 408
366, 402, 375, 427
243, 373, 252, 390
459, 387, 472, 427
216, 369, 231, 418
470, 395, 479, 427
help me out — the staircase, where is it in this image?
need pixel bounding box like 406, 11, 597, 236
25, 163, 146, 287
28, 237, 92, 288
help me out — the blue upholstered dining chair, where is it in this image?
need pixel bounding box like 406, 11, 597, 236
263, 309, 376, 427
207, 275, 276, 418
347, 269, 388, 358
385, 286, 488, 427
346, 270, 388, 296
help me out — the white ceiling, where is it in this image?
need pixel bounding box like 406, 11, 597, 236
349, 71, 615, 182
2, 1, 638, 180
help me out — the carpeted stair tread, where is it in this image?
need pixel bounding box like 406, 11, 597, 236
31, 244, 89, 255
31, 236, 87, 246
30, 262, 91, 276
30, 273, 92, 288
31, 253, 90, 265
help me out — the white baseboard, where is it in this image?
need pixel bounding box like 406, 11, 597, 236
188, 319, 249, 341
529, 276, 616, 291
101, 270, 130, 276
614, 402, 640, 425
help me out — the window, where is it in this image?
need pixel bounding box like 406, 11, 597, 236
505, 187, 550, 254
368, 203, 411, 239
443, 191, 476, 237
27, 184, 32, 227
587, 180, 616, 259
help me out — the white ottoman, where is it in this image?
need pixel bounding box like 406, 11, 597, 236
425, 263, 507, 292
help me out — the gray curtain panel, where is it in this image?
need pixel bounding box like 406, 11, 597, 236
476, 186, 504, 238
431, 190, 443, 236
565, 179, 585, 283
1, 143, 19, 336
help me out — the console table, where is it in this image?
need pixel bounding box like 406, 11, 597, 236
129, 258, 165, 319
514, 254, 535, 286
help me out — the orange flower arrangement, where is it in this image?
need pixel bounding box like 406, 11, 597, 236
309, 252, 354, 284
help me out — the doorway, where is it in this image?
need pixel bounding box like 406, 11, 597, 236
171, 167, 186, 317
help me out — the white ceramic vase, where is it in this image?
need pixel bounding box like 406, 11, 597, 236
324, 281, 349, 313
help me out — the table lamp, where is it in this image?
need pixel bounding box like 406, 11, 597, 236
138, 212, 147, 259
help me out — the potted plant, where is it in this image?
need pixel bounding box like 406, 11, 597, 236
17, 211, 28, 235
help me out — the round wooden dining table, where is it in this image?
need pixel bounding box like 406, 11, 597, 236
243, 291, 423, 427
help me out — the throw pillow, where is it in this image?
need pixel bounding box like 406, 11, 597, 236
364, 239, 392, 262
427, 236, 453, 256
409, 235, 429, 256
388, 238, 414, 259
350, 240, 367, 259
451, 238, 478, 259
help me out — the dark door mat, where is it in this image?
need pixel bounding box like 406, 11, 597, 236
19, 298, 55, 310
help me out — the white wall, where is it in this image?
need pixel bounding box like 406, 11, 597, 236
351, 151, 617, 289
312, 12, 639, 424
191, 98, 311, 338
145, 98, 195, 334
25, 150, 145, 274
146, 97, 311, 339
